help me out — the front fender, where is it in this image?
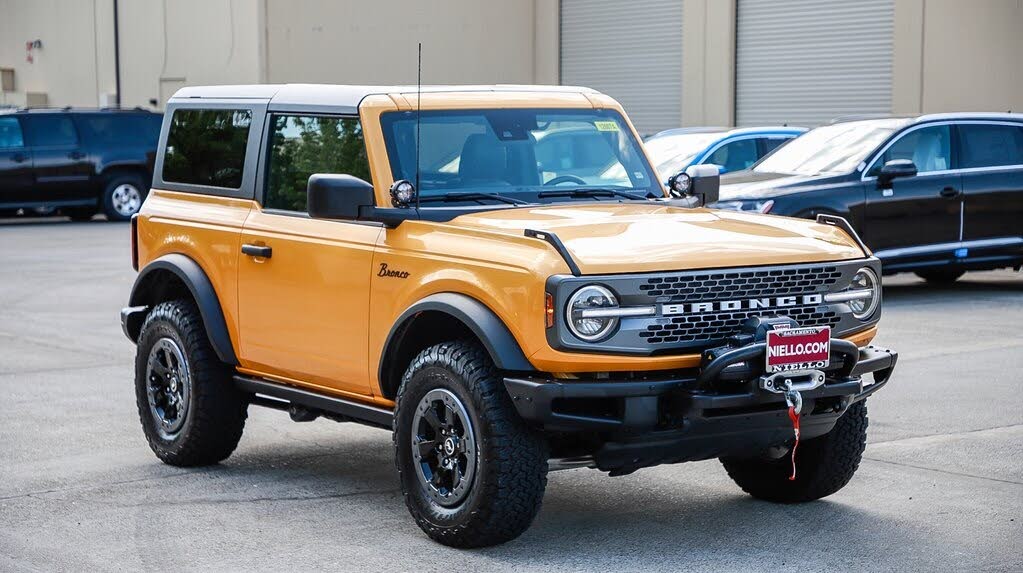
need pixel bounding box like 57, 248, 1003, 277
124, 253, 238, 364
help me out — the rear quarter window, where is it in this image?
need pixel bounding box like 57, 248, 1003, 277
162, 108, 252, 189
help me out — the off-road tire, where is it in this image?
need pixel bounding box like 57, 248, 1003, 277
101, 172, 146, 221
721, 400, 868, 503
135, 299, 247, 466
915, 269, 964, 284
394, 341, 548, 548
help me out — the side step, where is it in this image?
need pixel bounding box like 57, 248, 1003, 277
233, 374, 393, 430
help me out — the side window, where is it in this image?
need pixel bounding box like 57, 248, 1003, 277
759, 137, 789, 157
78, 114, 162, 147
869, 125, 951, 176
162, 109, 252, 189
958, 123, 1023, 169
706, 139, 758, 173
265, 114, 372, 212
23, 115, 79, 147
0, 117, 24, 148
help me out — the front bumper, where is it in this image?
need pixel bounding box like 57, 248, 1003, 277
505, 342, 896, 474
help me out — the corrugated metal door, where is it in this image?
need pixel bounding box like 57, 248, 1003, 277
560, 0, 682, 135
735, 0, 894, 126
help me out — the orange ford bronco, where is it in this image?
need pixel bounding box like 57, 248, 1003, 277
122, 84, 897, 547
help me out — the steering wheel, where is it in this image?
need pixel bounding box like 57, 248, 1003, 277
544, 175, 588, 186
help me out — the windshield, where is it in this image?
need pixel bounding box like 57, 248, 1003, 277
643, 132, 723, 179
753, 119, 911, 176
380, 108, 661, 202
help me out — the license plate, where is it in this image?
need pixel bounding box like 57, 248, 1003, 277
765, 326, 831, 373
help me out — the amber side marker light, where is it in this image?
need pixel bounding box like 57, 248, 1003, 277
544, 292, 555, 328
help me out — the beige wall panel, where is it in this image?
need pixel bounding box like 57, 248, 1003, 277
265, 0, 538, 85
682, 0, 735, 127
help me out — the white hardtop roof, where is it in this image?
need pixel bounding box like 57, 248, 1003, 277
169, 84, 600, 114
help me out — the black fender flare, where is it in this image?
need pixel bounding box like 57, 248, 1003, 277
126, 253, 238, 364
379, 292, 534, 386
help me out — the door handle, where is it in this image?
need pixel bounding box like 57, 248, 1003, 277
67, 151, 85, 160
939, 186, 961, 199
241, 244, 272, 258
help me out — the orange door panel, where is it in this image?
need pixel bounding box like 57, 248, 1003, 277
237, 210, 382, 396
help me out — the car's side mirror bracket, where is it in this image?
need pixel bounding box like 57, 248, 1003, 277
876, 159, 917, 188
667, 164, 720, 207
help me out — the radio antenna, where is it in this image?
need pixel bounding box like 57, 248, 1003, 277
415, 42, 422, 210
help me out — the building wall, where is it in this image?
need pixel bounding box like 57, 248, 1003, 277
892, 0, 1023, 115
264, 0, 556, 86
0, 0, 117, 107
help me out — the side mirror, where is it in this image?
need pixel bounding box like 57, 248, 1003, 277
668, 164, 720, 206
877, 159, 917, 188
307, 174, 375, 220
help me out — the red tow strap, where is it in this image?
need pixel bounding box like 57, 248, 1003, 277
787, 405, 801, 481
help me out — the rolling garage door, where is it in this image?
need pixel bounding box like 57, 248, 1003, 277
736, 0, 894, 126
560, 0, 682, 135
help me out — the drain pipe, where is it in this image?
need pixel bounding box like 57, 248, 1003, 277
113, 0, 121, 107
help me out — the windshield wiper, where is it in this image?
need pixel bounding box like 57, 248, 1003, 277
417, 192, 532, 206
536, 188, 649, 201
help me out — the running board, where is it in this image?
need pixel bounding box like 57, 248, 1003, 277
233, 375, 393, 430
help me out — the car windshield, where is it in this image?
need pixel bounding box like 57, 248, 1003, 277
753, 119, 911, 176
380, 108, 661, 202
643, 131, 724, 179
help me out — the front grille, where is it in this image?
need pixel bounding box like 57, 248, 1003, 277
639, 305, 840, 346
639, 265, 842, 301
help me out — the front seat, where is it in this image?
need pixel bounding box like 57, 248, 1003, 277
459, 134, 509, 186
912, 132, 945, 172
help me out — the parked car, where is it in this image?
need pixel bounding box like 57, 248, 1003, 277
121, 84, 896, 548
0, 107, 162, 221
713, 113, 1023, 283
645, 126, 806, 183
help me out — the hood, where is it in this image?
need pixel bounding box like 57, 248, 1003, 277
448, 203, 865, 275
719, 170, 851, 200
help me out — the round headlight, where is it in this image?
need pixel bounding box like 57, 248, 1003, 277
566, 285, 619, 342
849, 267, 880, 319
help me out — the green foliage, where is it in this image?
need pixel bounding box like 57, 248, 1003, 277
163, 109, 251, 188
266, 116, 372, 211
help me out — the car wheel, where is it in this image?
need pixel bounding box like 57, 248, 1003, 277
721, 400, 868, 503
915, 270, 964, 284
102, 173, 147, 221
394, 341, 548, 548
135, 299, 248, 466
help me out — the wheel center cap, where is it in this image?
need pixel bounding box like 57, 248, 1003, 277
443, 437, 457, 455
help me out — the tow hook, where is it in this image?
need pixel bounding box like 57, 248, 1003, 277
758, 369, 827, 481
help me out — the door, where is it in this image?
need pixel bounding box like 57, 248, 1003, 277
21, 114, 93, 202
237, 113, 381, 396
0, 116, 34, 205
957, 122, 1023, 245
863, 124, 961, 254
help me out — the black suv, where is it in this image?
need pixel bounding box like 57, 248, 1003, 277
0, 108, 162, 221
714, 113, 1023, 283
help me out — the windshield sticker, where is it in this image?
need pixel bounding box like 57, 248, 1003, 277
594, 121, 620, 132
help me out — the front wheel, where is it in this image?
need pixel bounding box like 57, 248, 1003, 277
721, 400, 868, 503
394, 341, 548, 548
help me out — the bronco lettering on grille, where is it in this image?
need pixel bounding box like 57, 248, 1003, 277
661, 294, 823, 316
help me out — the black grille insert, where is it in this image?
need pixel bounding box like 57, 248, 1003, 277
639, 265, 842, 300
640, 306, 841, 346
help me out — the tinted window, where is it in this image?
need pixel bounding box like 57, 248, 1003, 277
760, 137, 789, 156
162, 109, 251, 188
265, 115, 371, 212
959, 123, 1023, 168
24, 115, 79, 147
78, 113, 162, 147
706, 139, 758, 173
870, 124, 952, 175
0, 117, 24, 148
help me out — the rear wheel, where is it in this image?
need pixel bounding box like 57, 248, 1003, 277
394, 341, 548, 548
915, 269, 964, 284
135, 299, 247, 466
721, 400, 868, 503
101, 173, 146, 221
